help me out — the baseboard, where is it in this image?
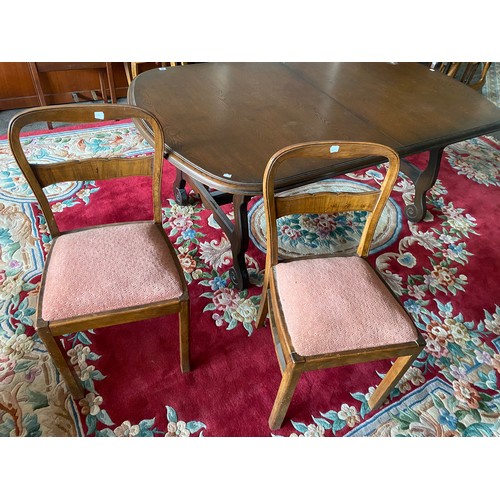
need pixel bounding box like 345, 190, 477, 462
0, 87, 129, 111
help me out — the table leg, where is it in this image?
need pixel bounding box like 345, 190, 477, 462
228, 194, 251, 290
173, 168, 188, 205
400, 147, 444, 222
177, 173, 252, 290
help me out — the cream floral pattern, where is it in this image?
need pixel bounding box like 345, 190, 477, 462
445, 136, 500, 187
163, 199, 264, 334
249, 178, 402, 258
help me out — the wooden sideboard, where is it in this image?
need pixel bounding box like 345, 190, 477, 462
0, 62, 129, 110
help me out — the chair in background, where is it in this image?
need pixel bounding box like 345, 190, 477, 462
428, 62, 492, 90
28, 62, 117, 129
28, 62, 117, 105
124, 62, 188, 85
8, 104, 190, 400
255, 141, 425, 429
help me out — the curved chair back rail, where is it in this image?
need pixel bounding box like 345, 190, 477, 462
8, 103, 165, 236
262, 141, 400, 264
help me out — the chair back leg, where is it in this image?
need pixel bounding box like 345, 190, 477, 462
179, 299, 191, 373
255, 278, 269, 328
105, 62, 117, 103
28, 62, 53, 129
97, 69, 108, 102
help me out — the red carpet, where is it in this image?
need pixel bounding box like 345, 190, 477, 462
1, 122, 499, 437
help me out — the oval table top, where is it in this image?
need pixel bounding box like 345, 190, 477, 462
128, 62, 500, 195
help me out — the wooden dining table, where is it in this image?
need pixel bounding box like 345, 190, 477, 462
128, 62, 500, 290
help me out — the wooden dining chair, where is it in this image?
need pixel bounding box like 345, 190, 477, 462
8, 103, 190, 401
124, 62, 188, 85
255, 141, 425, 430
428, 62, 492, 90
28, 62, 117, 129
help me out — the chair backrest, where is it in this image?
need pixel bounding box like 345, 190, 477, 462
262, 141, 400, 267
429, 62, 492, 90
30, 62, 110, 73
130, 62, 168, 80
28, 62, 117, 105
127, 62, 188, 83
8, 103, 165, 238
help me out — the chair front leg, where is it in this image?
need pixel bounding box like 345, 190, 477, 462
37, 322, 84, 400
368, 350, 422, 411
268, 362, 303, 430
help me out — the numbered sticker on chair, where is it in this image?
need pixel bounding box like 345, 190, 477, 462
94, 111, 105, 120
330, 145, 340, 153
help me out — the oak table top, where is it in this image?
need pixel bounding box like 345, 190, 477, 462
128, 62, 500, 288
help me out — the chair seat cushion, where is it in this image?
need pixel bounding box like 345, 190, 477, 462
273, 256, 417, 357
41, 222, 184, 322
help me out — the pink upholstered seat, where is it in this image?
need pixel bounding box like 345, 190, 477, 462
273, 256, 417, 357
41, 222, 184, 321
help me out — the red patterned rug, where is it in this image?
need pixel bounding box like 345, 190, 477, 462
1, 122, 499, 437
